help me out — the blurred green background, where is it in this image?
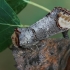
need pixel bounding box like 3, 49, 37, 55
0, 0, 70, 70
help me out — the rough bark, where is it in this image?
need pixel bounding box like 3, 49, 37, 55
10, 38, 70, 70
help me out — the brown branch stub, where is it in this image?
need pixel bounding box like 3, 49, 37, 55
11, 38, 70, 70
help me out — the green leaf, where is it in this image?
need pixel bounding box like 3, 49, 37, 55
6, 0, 28, 14
0, 0, 20, 52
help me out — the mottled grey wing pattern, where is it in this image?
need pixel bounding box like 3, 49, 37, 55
12, 7, 70, 48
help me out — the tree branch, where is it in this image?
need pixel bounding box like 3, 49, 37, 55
11, 38, 70, 70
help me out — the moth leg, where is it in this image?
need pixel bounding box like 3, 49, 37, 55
62, 30, 69, 39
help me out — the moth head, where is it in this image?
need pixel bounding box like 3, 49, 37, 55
57, 11, 70, 29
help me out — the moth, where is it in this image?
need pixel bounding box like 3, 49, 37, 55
11, 7, 70, 48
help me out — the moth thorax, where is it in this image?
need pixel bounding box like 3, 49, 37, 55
57, 12, 70, 29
